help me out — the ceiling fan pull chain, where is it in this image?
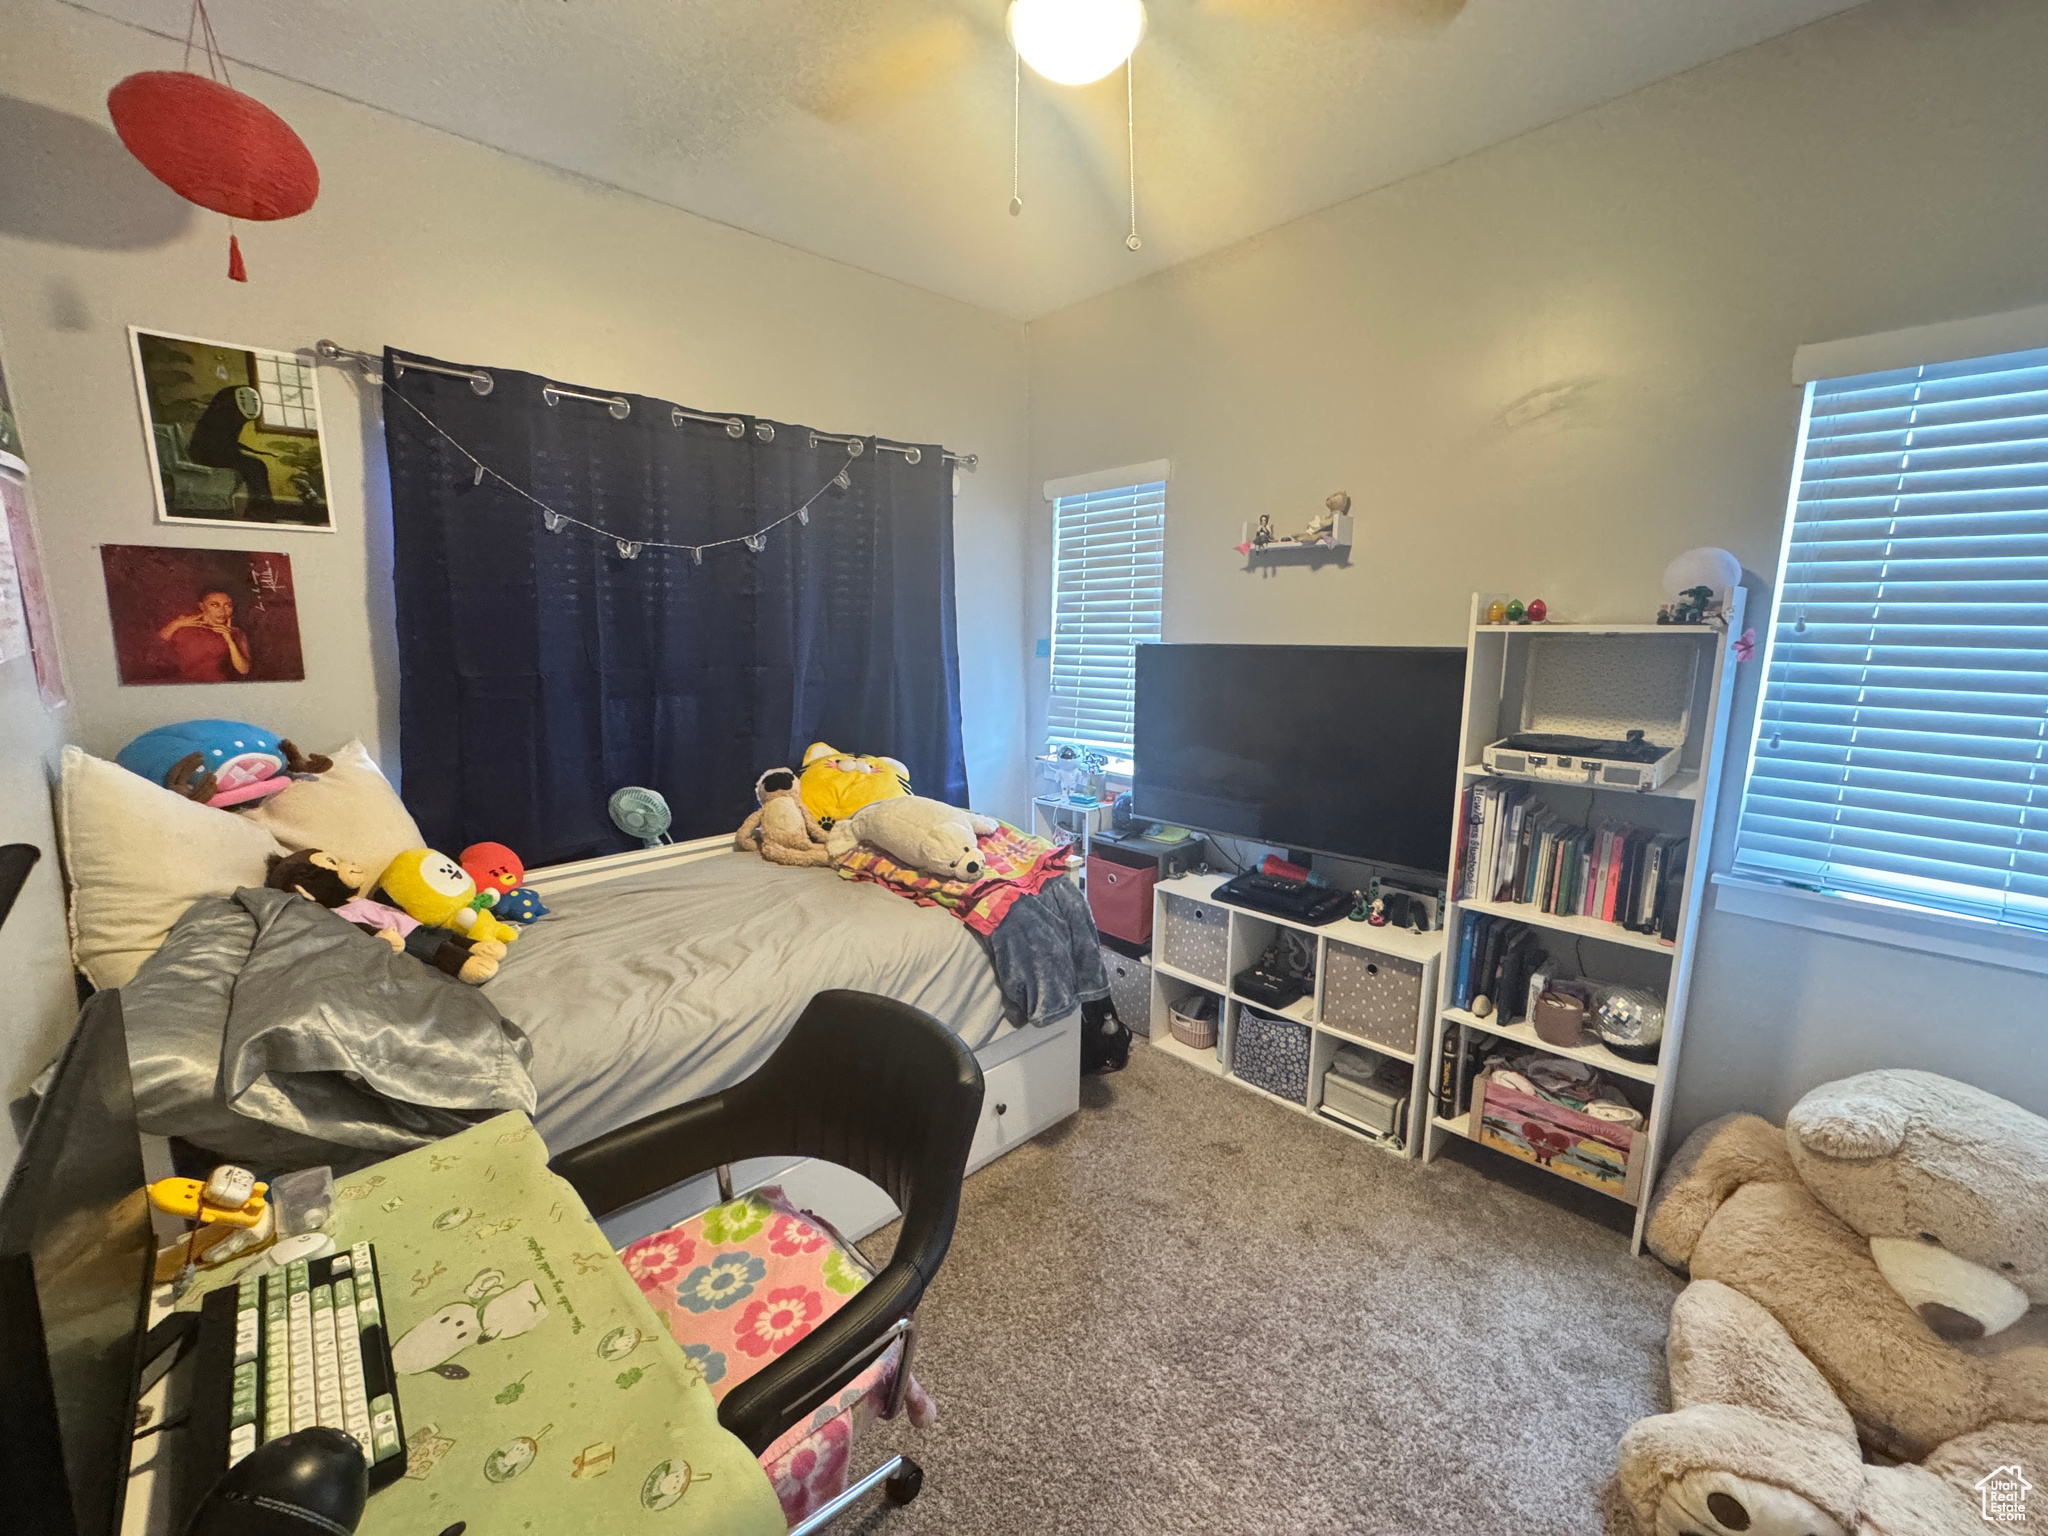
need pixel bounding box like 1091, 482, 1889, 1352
1010, 48, 1024, 217
1125, 55, 1141, 251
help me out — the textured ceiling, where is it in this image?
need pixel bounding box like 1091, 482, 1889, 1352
75, 0, 1869, 319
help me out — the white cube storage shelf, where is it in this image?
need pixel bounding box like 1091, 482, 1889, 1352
1145, 872, 1442, 1156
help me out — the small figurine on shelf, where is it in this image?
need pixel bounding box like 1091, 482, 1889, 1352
1486, 599, 1507, 624
1526, 598, 1549, 623
1657, 585, 1716, 625
1366, 895, 1389, 927
1299, 491, 1351, 545
1252, 514, 1275, 548
1504, 599, 1527, 623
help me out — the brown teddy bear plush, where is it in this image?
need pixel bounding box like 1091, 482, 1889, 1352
733, 768, 833, 867
1618, 1069, 2048, 1535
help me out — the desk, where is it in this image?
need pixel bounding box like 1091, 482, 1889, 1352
127, 1115, 784, 1535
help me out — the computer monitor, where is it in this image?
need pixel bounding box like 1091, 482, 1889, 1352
0, 992, 153, 1536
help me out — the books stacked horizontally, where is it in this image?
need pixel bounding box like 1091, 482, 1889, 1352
1453, 780, 1687, 942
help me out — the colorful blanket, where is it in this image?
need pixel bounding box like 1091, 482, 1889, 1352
834, 822, 1074, 937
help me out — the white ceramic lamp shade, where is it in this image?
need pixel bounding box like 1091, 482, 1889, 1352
1008, 0, 1147, 86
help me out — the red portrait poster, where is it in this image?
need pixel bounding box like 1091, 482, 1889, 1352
101, 544, 305, 685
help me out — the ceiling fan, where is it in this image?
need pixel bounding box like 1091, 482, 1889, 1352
784, 0, 1468, 246
790, 0, 1468, 122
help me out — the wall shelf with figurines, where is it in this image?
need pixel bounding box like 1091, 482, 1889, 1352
1236, 492, 1353, 562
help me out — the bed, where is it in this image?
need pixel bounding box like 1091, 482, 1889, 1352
507, 843, 1018, 1146
62, 741, 1087, 1243
508, 839, 1083, 1240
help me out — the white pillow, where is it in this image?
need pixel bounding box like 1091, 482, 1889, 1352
56, 745, 286, 990
245, 739, 424, 884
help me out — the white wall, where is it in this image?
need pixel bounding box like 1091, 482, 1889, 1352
0, 0, 1034, 827
1027, 0, 2048, 1135
0, 497, 78, 1169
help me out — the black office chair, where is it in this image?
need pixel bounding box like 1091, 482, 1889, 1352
549, 989, 984, 1527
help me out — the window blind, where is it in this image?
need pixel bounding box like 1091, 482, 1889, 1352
1733, 344, 2048, 932
1047, 479, 1165, 760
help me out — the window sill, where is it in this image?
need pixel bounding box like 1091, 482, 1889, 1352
1711, 874, 2048, 978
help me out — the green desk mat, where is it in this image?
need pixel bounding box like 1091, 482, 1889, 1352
184, 1112, 785, 1534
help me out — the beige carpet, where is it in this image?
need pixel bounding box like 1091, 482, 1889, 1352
850, 1039, 1675, 1535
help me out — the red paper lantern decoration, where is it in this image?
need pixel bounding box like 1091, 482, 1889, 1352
108, 70, 318, 281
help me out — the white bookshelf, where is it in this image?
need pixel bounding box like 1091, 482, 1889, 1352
1143, 872, 1443, 1156
1422, 594, 1746, 1250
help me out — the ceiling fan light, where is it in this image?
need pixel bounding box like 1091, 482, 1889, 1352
1008, 0, 1146, 87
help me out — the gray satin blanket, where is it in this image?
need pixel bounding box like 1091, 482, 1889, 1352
121, 886, 535, 1167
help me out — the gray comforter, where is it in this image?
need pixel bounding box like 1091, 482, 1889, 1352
491, 853, 1013, 1148
121, 886, 536, 1167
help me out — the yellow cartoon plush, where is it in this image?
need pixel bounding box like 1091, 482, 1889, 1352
377, 848, 522, 947
796, 741, 911, 828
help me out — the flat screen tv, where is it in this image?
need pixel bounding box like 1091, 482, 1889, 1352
1133, 643, 1466, 874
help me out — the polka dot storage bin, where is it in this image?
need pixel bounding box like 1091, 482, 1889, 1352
1321, 940, 1425, 1056
1158, 893, 1230, 985
1100, 944, 1153, 1037
1233, 1007, 1312, 1105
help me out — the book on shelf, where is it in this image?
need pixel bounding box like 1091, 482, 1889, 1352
1447, 910, 1550, 1032
1454, 781, 1687, 939
1433, 1019, 1490, 1120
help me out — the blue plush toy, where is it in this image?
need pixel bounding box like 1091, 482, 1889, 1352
115, 720, 331, 807
491, 887, 550, 924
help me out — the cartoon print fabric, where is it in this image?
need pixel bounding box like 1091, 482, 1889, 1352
177, 1114, 783, 1534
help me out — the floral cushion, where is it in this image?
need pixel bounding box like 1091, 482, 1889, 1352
617, 1187, 934, 1525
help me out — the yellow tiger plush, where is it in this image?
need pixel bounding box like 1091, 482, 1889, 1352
796, 742, 911, 829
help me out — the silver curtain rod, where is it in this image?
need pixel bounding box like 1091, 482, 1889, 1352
314, 340, 978, 468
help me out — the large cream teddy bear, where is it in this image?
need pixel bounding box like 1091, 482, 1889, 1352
1619, 1070, 2048, 1536
825, 794, 999, 880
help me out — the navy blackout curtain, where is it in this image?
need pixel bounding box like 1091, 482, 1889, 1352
383, 350, 969, 867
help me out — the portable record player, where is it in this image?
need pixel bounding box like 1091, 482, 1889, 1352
1482, 729, 1680, 790
1477, 633, 1699, 791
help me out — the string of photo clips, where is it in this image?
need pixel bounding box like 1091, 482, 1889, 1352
380, 384, 858, 565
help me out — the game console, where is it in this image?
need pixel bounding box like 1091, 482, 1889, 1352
1318, 1045, 1409, 1141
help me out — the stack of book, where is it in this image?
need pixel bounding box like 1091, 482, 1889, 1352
1453, 780, 1687, 940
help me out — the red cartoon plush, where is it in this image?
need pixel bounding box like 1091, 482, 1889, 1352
459, 841, 547, 925
460, 842, 523, 900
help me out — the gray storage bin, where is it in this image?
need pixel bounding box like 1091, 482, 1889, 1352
1321, 941, 1425, 1056
1158, 893, 1230, 985
1100, 945, 1153, 1037
1233, 1008, 1311, 1105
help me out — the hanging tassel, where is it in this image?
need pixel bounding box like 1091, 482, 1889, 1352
227, 231, 247, 282
472, 464, 486, 487
542, 510, 564, 533
797, 507, 810, 526
744, 533, 766, 553
833, 470, 851, 491
615, 539, 642, 560
690, 548, 703, 565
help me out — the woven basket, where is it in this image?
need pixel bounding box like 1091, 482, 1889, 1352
1168, 993, 1219, 1050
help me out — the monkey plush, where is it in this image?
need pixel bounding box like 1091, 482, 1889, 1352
734, 767, 834, 867
264, 849, 505, 984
